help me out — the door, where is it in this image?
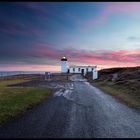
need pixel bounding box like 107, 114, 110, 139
81, 69, 84, 75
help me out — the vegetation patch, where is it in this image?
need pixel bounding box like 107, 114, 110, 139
86, 66, 140, 111
0, 75, 52, 123
93, 82, 140, 111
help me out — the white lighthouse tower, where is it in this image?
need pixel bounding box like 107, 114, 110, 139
60, 56, 69, 73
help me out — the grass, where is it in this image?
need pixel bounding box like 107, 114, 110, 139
93, 81, 140, 111
0, 79, 29, 87
0, 75, 52, 123
86, 66, 140, 111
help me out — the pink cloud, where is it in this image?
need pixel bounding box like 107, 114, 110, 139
26, 40, 140, 67
1, 39, 139, 70
79, 2, 140, 31
88, 2, 140, 26
66, 48, 140, 67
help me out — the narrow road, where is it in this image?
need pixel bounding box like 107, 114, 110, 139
0, 74, 140, 138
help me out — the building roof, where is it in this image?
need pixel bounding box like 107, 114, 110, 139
69, 65, 96, 68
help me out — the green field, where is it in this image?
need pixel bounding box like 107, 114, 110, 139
0, 75, 52, 123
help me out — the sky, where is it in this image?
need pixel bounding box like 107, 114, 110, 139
0, 2, 140, 71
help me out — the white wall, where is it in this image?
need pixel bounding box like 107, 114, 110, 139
88, 67, 92, 72
69, 66, 98, 80
61, 61, 69, 73
70, 67, 82, 73
93, 68, 98, 80
70, 67, 94, 74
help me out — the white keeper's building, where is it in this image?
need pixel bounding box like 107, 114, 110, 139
60, 56, 98, 80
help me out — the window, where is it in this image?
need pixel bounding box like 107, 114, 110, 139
92, 68, 94, 71
78, 68, 80, 71
86, 68, 88, 72
73, 68, 75, 72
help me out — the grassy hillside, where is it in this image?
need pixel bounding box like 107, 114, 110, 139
86, 66, 140, 111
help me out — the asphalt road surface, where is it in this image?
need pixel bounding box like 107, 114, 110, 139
0, 74, 140, 138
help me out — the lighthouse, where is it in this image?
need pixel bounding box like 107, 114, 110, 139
60, 56, 69, 73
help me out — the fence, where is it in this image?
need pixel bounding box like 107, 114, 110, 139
45, 73, 73, 81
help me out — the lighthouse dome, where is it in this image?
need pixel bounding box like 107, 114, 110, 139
61, 56, 67, 61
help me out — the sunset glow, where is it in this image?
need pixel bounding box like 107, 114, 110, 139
0, 2, 140, 71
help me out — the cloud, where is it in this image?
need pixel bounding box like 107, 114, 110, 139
85, 2, 140, 27
127, 36, 140, 41
0, 20, 47, 37
0, 2, 140, 70
100, 2, 140, 23
1, 39, 139, 67
68, 49, 140, 66
0, 37, 139, 70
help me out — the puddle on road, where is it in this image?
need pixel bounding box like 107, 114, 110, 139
53, 82, 74, 101
53, 75, 88, 101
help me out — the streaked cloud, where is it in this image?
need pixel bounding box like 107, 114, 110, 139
0, 38, 139, 67
0, 2, 140, 71
89, 2, 140, 26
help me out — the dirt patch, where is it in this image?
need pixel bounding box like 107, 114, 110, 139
7, 74, 72, 91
